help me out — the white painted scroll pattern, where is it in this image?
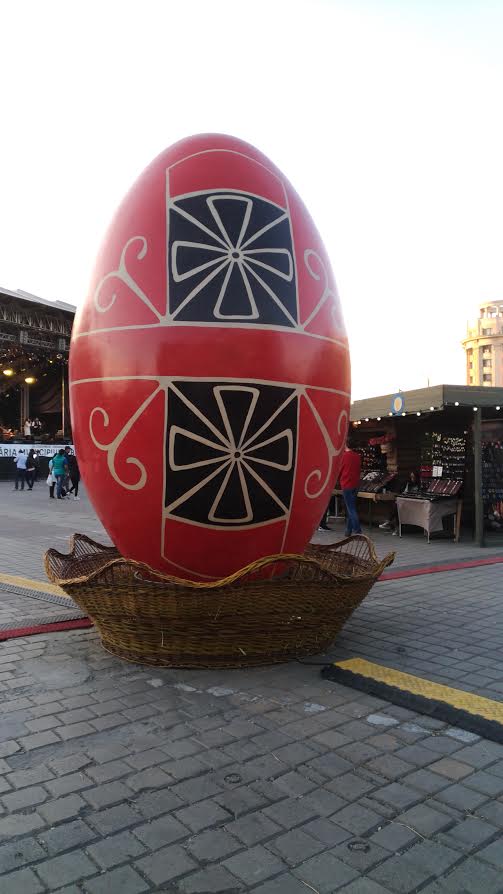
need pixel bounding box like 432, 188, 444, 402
89, 385, 162, 491
303, 393, 349, 500
93, 236, 162, 321
301, 249, 345, 335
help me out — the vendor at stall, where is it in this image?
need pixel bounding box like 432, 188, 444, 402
379, 470, 421, 534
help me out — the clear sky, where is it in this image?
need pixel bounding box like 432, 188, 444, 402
1, 0, 502, 399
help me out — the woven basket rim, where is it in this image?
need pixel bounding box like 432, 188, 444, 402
44, 533, 395, 590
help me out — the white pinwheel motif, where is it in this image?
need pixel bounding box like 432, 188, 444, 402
166, 383, 297, 526
168, 192, 297, 326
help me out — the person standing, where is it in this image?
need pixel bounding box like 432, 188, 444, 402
51, 449, 69, 500
23, 418, 31, 437
339, 441, 362, 536
14, 450, 27, 490
25, 449, 37, 490
65, 447, 81, 500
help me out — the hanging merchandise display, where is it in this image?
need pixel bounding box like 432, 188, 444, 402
482, 439, 503, 531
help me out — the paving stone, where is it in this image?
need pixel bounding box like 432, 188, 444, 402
430, 757, 473, 780
337, 880, 394, 894
394, 744, 441, 767
476, 799, 503, 827
434, 782, 488, 812
328, 773, 376, 802
1, 784, 47, 811
438, 815, 499, 851
252, 873, 320, 893
372, 783, 422, 812
172, 774, 222, 803
365, 755, 414, 780
176, 799, 232, 833
420, 736, 465, 756
303, 818, 352, 847
369, 821, 419, 852
404, 839, 461, 875
38, 818, 96, 855
17, 730, 59, 750
267, 827, 325, 865
47, 753, 92, 776
369, 852, 434, 892
132, 814, 189, 849
187, 828, 242, 863
304, 787, 348, 817
38, 793, 86, 824
0, 811, 44, 840
275, 770, 318, 797
83, 780, 132, 809
307, 753, 353, 778
82, 865, 149, 894
464, 769, 503, 796
224, 844, 286, 885
292, 851, 359, 892
395, 803, 453, 837
313, 729, 352, 750
225, 812, 283, 846
0, 868, 44, 894
86, 759, 131, 783
163, 756, 211, 782
36, 850, 97, 888
45, 771, 93, 797
86, 830, 146, 869
263, 797, 318, 829
0, 838, 45, 874
427, 856, 502, 893
402, 768, 449, 795
133, 787, 185, 819
177, 864, 245, 893
215, 786, 270, 817
331, 803, 383, 837
135, 843, 197, 885
87, 804, 139, 835
332, 838, 391, 873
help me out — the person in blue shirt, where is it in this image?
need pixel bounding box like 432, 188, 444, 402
51, 449, 69, 500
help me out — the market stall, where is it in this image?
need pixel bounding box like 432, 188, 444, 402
348, 384, 503, 546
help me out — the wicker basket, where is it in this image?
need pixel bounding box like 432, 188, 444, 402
44, 533, 394, 668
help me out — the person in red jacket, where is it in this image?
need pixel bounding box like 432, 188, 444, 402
339, 440, 362, 536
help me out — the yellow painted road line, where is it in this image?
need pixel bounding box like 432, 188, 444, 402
0, 572, 67, 598
335, 658, 503, 724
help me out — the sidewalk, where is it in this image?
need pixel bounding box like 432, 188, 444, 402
1, 482, 503, 892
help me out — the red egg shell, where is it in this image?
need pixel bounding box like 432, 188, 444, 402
70, 134, 350, 580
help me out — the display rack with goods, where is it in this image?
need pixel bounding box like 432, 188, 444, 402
420, 432, 466, 488
355, 442, 396, 493
482, 440, 503, 531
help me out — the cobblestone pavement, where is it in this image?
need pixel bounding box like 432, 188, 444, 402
1, 483, 503, 891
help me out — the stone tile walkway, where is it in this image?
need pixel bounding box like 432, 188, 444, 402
1, 481, 503, 892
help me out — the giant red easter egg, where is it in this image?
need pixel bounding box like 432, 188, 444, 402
70, 134, 350, 580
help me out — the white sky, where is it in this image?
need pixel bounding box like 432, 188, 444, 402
1, 0, 502, 399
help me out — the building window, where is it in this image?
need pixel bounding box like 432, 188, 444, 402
483, 374, 492, 382
469, 375, 473, 384
482, 328, 493, 336
483, 359, 492, 367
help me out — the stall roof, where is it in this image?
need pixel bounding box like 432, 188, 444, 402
0, 286, 75, 316
351, 384, 503, 421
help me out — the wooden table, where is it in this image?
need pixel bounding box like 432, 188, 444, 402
333, 489, 396, 528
